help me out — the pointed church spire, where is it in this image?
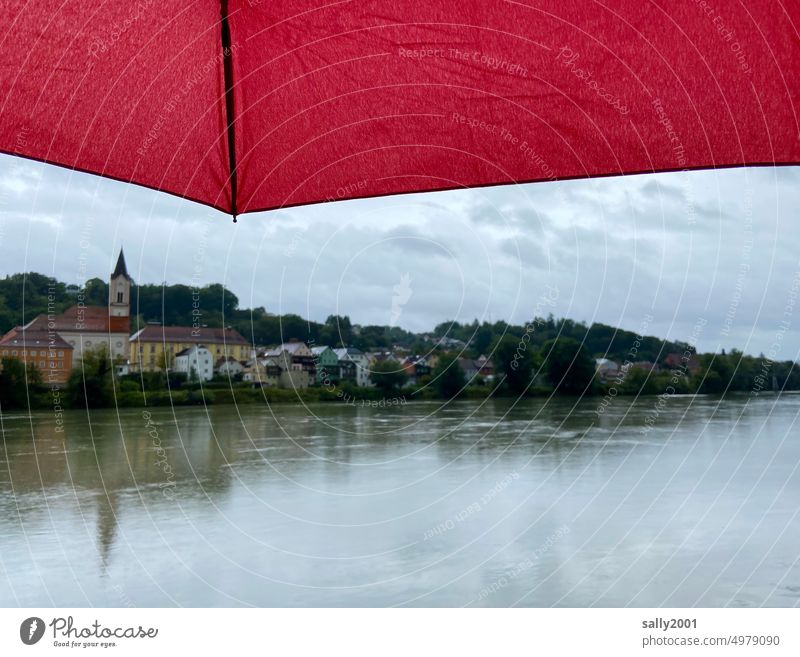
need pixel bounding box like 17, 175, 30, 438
111, 248, 130, 280
109, 247, 131, 320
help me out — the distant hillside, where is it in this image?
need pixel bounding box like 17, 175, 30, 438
0, 271, 703, 361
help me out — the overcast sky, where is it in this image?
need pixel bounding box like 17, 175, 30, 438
1, 153, 798, 358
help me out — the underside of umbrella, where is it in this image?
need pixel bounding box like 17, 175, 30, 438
1, 1, 798, 218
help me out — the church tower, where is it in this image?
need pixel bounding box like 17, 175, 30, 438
109, 248, 131, 317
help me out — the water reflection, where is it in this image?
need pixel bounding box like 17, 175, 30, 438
0, 394, 798, 607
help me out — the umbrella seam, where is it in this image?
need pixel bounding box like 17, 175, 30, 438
221, 0, 238, 221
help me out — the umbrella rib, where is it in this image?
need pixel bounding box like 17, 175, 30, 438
221, 0, 238, 220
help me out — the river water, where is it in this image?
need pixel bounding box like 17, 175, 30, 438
1, 394, 798, 607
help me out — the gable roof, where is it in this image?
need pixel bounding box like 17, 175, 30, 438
263, 341, 308, 356
130, 325, 250, 346
0, 326, 73, 350
175, 345, 211, 357
334, 347, 365, 359
24, 305, 129, 334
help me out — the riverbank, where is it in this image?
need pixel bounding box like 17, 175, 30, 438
24, 381, 517, 410
5, 376, 796, 412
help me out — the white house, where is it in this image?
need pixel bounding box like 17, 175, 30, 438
174, 345, 213, 382
595, 358, 621, 383
334, 347, 372, 387
215, 356, 244, 377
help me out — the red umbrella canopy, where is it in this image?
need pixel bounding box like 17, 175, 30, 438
1, 1, 798, 217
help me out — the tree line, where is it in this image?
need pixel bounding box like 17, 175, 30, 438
0, 272, 693, 357
370, 337, 800, 400
2, 272, 799, 411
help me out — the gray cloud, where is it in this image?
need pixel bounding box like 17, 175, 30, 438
0, 154, 798, 357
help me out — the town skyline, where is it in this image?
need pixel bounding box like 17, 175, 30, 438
0, 261, 788, 367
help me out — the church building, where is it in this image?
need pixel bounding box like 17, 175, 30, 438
24, 249, 131, 362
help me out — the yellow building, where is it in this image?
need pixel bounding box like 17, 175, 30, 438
129, 325, 251, 373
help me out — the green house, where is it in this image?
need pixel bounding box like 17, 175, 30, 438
311, 346, 340, 385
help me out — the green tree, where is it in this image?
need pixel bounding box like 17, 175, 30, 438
471, 324, 494, 356
353, 325, 391, 350
83, 277, 108, 306
492, 335, 534, 395
0, 296, 13, 331
199, 283, 239, 317
370, 359, 408, 394
541, 337, 595, 395
696, 352, 733, 394
0, 357, 42, 409
157, 349, 173, 371
322, 315, 353, 347
66, 345, 113, 408
0, 272, 72, 327
432, 352, 466, 399
619, 366, 657, 395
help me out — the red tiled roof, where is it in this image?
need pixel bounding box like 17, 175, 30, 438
664, 352, 700, 369
130, 325, 250, 346
25, 305, 129, 334
0, 326, 73, 350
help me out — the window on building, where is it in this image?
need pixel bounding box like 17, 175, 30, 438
50, 362, 55, 368
39, 361, 45, 368
57, 351, 64, 357
30, 350, 37, 356
117, 292, 124, 303
11, 350, 17, 356
150, 345, 156, 353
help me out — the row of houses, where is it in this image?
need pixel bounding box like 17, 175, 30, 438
160, 340, 376, 389
237, 343, 374, 389
594, 353, 701, 383
220, 344, 491, 389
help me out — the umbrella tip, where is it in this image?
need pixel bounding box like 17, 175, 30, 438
232, 215, 238, 224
